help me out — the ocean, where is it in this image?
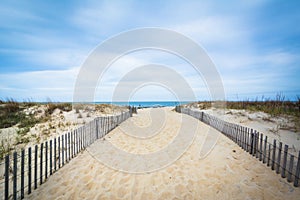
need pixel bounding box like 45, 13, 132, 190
95, 101, 192, 108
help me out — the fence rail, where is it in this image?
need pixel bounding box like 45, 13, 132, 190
175, 106, 300, 187
0, 111, 131, 200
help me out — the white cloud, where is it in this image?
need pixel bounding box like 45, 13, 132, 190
173, 16, 249, 46
70, 0, 134, 37
262, 51, 298, 66
0, 67, 79, 101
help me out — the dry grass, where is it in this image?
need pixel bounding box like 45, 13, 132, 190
0, 99, 75, 157
187, 94, 299, 118
45, 102, 72, 115
184, 94, 300, 132
0, 99, 72, 129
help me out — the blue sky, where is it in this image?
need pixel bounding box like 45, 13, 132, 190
0, 0, 299, 102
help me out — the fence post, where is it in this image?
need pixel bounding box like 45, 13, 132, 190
281, 145, 288, 178
250, 129, 254, 155
244, 127, 247, 150
294, 151, 300, 187
75, 130, 78, 155
71, 131, 74, 158
62, 135, 64, 166
259, 133, 263, 161
65, 133, 68, 162
100, 118, 103, 138
73, 130, 76, 156
54, 138, 57, 172
267, 143, 271, 167
238, 126, 241, 146
84, 125, 87, 147
271, 140, 276, 170
21, 149, 25, 199
50, 140, 53, 175
106, 116, 108, 134
34, 145, 38, 189
45, 141, 48, 179
40, 143, 43, 185
252, 130, 256, 156
77, 129, 80, 153
81, 127, 84, 148
288, 155, 294, 182
241, 128, 244, 149
248, 128, 251, 152
68, 132, 70, 162
79, 128, 82, 150
255, 131, 259, 158
13, 152, 17, 200
263, 136, 267, 164
276, 142, 282, 174
130, 106, 133, 117
235, 126, 239, 145
96, 117, 99, 139
58, 136, 61, 168
73, 130, 76, 155
5, 154, 9, 200
28, 147, 32, 194
245, 128, 248, 152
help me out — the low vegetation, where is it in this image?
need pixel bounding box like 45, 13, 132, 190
0, 99, 72, 129
190, 94, 300, 118
186, 94, 300, 133
0, 99, 74, 158
46, 102, 72, 115
226, 96, 300, 117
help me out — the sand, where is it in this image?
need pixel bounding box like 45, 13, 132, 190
25, 107, 300, 200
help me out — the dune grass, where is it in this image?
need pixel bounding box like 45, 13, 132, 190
192, 94, 300, 118
185, 95, 300, 133
0, 99, 72, 129
0, 99, 74, 159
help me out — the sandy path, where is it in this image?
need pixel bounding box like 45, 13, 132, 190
26, 108, 300, 200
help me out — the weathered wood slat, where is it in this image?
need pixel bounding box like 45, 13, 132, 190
281, 145, 288, 178
13, 152, 17, 200
272, 140, 276, 170
45, 141, 48, 179
54, 138, 57, 171
50, 140, 53, 175
40, 143, 43, 185
21, 149, 25, 199
288, 155, 294, 182
34, 145, 38, 189
259, 133, 263, 161
28, 147, 32, 194
276, 142, 282, 174
5, 154, 9, 200
294, 151, 300, 187
263, 136, 267, 164
61, 135, 64, 166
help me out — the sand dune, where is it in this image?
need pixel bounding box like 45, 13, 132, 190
26, 108, 300, 200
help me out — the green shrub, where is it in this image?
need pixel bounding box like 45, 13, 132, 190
0, 141, 10, 160
15, 136, 30, 145
46, 103, 72, 115
18, 114, 41, 129
17, 127, 30, 136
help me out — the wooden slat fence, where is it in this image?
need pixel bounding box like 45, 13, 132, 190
0, 111, 130, 200
175, 106, 300, 187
